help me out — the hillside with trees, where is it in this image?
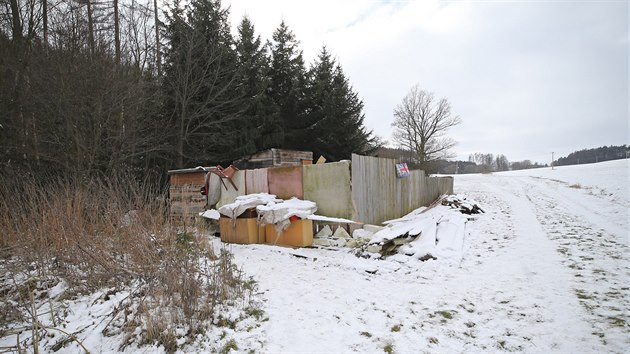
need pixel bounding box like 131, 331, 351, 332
0, 2, 379, 351
0, 0, 378, 179
555, 145, 628, 166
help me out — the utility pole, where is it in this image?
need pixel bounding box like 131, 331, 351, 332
551, 152, 554, 170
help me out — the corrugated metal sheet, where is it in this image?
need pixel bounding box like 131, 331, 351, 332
268, 165, 303, 200
170, 171, 205, 185
351, 154, 453, 225
245, 168, 269, 194
303, 161, 355, 220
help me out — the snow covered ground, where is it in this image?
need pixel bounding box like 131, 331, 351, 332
2, 159, 627, 353
228, 159, 629, 353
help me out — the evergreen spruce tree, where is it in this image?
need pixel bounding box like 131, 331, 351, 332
268, 21, 308, 149
235, 16, 280, 152
305, 47, 377, 161
162, 0, 245, 167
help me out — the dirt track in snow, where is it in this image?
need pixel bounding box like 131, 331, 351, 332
458, 173, 629, 353
230, 171, 629, 353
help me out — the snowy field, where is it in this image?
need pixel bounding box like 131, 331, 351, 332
1, 159, 627, 353
227, 159, 629, 353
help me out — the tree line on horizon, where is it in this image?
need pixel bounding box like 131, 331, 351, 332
383, 144, 629, 174
0, 0, 378, 180
554, 145, 628, 166
377, 147, 550, 174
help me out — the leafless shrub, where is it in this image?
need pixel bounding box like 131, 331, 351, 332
0, 172, 254, 353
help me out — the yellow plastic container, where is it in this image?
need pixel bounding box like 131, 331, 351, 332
265, 219, 313, 247
219, 217, 265, 244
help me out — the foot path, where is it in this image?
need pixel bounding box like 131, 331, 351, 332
230, 173, 629, 352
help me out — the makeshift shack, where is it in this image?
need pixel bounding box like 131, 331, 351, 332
169, 151, 454, 248
168, 167, 210, 220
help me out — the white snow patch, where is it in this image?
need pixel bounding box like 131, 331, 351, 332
198, 209, 220, 220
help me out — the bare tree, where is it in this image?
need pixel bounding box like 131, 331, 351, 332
153, 0, 160, 76
42, 0, 47, 46
121, 0, 154, 70
84, 0, 94, 55
164, 25, 242, 167
114, 0, 120, 63
391, 84, 461, 171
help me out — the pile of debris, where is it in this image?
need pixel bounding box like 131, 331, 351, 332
312, 223, 376, 249
442, 194, 484, 214
355, 195, 483, 262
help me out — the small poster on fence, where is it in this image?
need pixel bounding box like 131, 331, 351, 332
395, 163, 410, 178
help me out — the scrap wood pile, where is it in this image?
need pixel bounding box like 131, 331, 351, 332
442, 195, 484, 215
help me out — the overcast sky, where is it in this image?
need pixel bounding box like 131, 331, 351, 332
224, 0, 628, 163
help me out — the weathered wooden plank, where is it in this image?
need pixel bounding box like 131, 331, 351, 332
351, 154, 454, 225
245, 168, 269, 194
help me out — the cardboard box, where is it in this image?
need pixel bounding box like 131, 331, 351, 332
219, 217, 265, 244
265, 219, 313, 247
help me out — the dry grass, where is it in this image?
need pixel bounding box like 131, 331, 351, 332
0, 172, 254, 353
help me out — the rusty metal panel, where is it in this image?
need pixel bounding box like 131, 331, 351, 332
170, 172, 205, 186
245, 168, 269, 194
267, 165, 303, 200
303, 161, 354, 220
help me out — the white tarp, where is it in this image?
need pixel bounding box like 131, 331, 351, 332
257, 198, 318, 232
217, 193, 281, 219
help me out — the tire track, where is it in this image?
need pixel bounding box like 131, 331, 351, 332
520, 177, 630, 352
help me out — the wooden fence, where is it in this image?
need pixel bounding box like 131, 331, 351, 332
169, 154, 453, 224
351, 154, 453, 225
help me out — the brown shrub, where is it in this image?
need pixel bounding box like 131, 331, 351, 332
0, 172, 254, 353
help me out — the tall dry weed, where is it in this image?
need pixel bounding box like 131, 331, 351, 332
0, 171, 254, 353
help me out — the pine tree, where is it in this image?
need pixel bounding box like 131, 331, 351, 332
268, 21, 308, 149
305, 47, 377, 161
234, 16, 279, 152
162, 0, 245, 167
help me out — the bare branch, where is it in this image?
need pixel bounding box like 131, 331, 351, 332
391, 84, 461, 170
